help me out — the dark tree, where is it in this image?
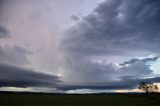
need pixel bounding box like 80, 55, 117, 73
138, 81, 159, 93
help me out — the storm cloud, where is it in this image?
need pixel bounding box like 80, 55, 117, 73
58, 77, 160, 90
0, 64, 61, 87
62, 0, 160, 56
60, 0, 160, 88
0, 0, 160, 92
61, 55, 159, 84
120, 56, 159, 66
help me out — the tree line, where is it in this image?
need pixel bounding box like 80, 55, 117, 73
138, 81, 159, 93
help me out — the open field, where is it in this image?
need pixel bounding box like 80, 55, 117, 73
0, 92, 160, 106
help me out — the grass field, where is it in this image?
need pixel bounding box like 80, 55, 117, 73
0, 92, 160, 106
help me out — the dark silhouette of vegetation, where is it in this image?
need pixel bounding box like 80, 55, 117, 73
138, 81, 159, 93
1, 92, 160, 106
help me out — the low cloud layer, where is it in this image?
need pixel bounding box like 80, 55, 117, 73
58, 77, 160, 90
58, 56, 159, 90
0, 64, 61, 87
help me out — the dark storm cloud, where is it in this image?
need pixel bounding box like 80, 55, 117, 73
0, 64, 61, 87
0, 26, 10, 39
58, 77, 160, 90
62, 55, 156, 84
0, 45, 32, 66
60, 0, 160, 87
59, 55, 160, 90
120, 56, 159, 66
62, 0, 160, 56
58, 83, 134, 90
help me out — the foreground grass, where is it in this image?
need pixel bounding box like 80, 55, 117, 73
0, 92, 160, 106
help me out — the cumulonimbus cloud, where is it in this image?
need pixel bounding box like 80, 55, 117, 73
62, 0, 160, 56
60, 0, 160, 90
0, 0, 160, 92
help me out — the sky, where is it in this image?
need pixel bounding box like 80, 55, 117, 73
0, 0, 160, 93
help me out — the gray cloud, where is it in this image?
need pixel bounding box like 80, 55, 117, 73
120, 56, 159, 66
0, 45, 32, 67
71, 15, 80, 21
58, 77, 160, 90
0, 26, 10, 39
0, 0, 160, 92
60, 0, 160, 88
61, 55, 158, 85
62, 0, 160, 56
0, 64, 61, 87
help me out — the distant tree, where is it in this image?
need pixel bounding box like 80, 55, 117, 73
138, 81, 159, 93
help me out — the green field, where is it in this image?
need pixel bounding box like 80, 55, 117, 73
0, 93, 160, 106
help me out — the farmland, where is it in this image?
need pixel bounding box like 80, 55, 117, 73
0, 92, 160, 106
